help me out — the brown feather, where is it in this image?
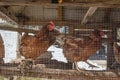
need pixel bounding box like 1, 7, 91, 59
19, 22, 60, 59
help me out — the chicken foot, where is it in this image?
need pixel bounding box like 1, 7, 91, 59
85, 61, 99, 69
74, 62, 85, 72
74, 61, 99, 72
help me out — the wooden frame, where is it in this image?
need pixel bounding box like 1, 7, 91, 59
0, 1, 119, 79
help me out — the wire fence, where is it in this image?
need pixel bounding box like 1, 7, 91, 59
0, 3, 120, 80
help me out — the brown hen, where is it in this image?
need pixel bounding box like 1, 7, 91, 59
58, 29, 104, 71
19, 21, 60, 60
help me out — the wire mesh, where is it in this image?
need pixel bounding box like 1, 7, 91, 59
0, 1, 119, 80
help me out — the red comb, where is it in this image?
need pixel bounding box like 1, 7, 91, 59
47, 21, 55, 31
49, 21, 54, 26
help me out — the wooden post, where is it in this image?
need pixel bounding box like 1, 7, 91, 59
57, 6, 63, 20
16, 32, 22, 59
0, 33, 4, 64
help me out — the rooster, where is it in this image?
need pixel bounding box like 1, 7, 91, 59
0, 34, 4, 65
19, 21, 60, 69
57, 29, 104, 71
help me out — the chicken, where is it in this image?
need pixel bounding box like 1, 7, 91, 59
19, 21, 60, 68
57, 29, 104, 71
0, 34, 4, 65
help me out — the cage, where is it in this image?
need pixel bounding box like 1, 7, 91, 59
0, 0, 120, 80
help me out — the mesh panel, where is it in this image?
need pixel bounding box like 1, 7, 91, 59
0, 0, 119, 80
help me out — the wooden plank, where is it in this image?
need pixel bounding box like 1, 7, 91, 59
1, 2, 120, 8
81, 7, 98, 24
0, 20, 118, 33
1, 0, 120, 4
0, 6, 18, 25
0, 22, 116, 32
19, 20, 119, 30
0, 64, 120, 80
64, 0, 120, 3
0, 24, 38, 33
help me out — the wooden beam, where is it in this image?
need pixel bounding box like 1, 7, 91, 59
81, 7, 98, 24
0, 6, 18, 25
57, 6, 63, 20
18, 20, 119, 30
1, 2, 120, 8
0, 20, 119, 33
0, 23, 38, 33
0, 63, 120, 79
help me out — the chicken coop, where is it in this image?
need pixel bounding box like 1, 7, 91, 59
0, 0, 120, 80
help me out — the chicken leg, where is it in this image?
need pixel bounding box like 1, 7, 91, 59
74, 61, 99, 71
85, 61, 99, 69
74, 62, 85, 72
